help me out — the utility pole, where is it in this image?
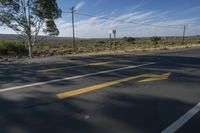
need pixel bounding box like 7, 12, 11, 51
113, 30, 116, 50
182, 25, 186, 45
70, 6, 76, 52
109, 31, 112, 50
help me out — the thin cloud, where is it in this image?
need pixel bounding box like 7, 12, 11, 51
1, 6, 200, 38
185, 6, 200, 14
56, 9, 200, 38
94, 0, 102, 7
123, 1, 144, 13
110, 9, 118, 15
75, 1, 85, 11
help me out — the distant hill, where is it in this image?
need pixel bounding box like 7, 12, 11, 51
0, 34, 199, 41
0, 34, 74, 41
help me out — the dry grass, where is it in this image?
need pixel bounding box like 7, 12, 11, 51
1, 36, 200, 58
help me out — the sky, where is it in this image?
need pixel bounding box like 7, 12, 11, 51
0, 0, 200, 38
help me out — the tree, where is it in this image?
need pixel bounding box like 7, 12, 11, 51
0, 0, 62, 58
150, 36, 161, 47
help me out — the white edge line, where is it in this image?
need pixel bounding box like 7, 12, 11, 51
0, 62, 155, 93
162, 102, 200, 133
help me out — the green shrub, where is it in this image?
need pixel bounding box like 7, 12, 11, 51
150, 36, 161, 46
123, 37, 136, 44
0, 40, 28, 56
97, 40, 105, 44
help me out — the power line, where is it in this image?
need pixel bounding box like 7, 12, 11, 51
62, 11, 70, 14
63, 10, 200, 32
62, 10, 200, 37
75, 12, 184, 29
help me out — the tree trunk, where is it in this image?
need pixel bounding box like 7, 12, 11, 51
27, 39, 33, 58
28, 44, 32, 58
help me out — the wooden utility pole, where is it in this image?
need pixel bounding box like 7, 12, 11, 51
70, 6, 76, 52
109, 33, 112, 50
113, 30, 116, 50
182, 25, 186, 45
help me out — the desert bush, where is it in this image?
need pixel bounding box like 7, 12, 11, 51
123, 37, 136, 44
0, 40, 27, 55
97, 40, 105, 44
150, 36, 161, 47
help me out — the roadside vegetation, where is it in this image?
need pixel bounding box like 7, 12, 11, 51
0, 1, 199, 59
0, 36, 200, 59
0, 40, 27, 57
0, 0, 61, 58
150, 36, 161, 47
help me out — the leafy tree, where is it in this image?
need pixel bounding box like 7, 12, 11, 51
150, 36, 161, 46
0, 0, 62, 58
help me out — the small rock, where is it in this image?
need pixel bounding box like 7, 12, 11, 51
84, 115, 90, 120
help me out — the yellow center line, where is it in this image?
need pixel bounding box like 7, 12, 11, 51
56, 72, 171, 99
56, 60, 79, 63
138, 72, 171, 83
88, 62, 112, 66
98, 57, 112, 60
39, 64, 87, 72
39, 62, 112, 72
56, 74, 143, 99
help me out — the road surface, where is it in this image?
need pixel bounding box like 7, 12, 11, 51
0, 48, 200, 133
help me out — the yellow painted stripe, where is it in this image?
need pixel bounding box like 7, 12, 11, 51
99, 57, 112, 59
138, 72, 171, 83
56, 60, 79, 63
89, 62, 112, 66
56, 72, 171, 99
39, 62, 112, 72
39, 65, 86, 72
56, 75, 141, 99
138, 77, 168, 83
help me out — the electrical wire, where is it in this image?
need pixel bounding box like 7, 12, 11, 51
74, 12, 185, 29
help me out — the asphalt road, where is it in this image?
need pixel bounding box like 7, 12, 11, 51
0, 48, 200, 133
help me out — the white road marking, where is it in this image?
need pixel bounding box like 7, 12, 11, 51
0, 62, 155, 93
162, 102, 200, 133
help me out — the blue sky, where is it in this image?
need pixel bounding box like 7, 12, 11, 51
1, 0, 200, 38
